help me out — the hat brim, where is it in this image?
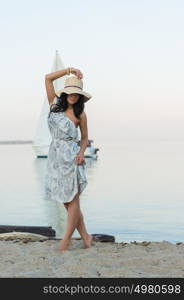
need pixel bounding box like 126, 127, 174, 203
55, 87, 92, 103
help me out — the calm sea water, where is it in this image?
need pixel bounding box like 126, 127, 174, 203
0, 141, 184, 243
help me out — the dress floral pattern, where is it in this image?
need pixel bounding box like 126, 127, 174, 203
43, 108, 88, 204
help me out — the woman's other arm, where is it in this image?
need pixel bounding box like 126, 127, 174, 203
76, 111, 88, 164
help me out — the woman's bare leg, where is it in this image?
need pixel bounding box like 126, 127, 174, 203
64, 203, 92, 248
59, 191, 81, 251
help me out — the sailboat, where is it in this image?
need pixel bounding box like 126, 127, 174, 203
32, 50, 67, 157
32, 50, 99, 159
84, 140, 99, 159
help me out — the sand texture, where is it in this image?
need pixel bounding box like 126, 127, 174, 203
0, 233, 184, 278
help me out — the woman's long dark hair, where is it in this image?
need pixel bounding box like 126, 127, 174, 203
48, 92, 85, 119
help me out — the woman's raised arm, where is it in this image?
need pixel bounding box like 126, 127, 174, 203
45, 68, 71, 105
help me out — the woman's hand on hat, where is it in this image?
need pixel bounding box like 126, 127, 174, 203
70, 68, 83, 79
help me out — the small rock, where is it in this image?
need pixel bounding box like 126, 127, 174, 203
120, 242, 128, 247
141, 241, 151, 246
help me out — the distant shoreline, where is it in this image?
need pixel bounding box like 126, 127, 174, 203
0, 141, 33, 144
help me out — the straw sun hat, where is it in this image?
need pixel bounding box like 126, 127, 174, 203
55, 76, 92, 103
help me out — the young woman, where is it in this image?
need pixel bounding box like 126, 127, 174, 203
44, 67, 93, 252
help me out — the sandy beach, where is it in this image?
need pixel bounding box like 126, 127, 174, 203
0, 233, 184, 278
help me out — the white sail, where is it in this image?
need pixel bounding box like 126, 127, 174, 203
32, 50, 67, 157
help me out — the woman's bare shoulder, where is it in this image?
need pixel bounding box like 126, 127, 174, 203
79, 111, 87, 120
79, 111, 87, 129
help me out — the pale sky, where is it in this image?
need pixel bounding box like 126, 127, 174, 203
0, 0, 184, 142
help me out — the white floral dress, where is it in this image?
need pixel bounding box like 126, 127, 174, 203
43, 108, 88, 204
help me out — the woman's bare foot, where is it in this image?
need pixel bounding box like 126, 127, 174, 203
83, 234, 93, 248
59, 238, 71, 252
